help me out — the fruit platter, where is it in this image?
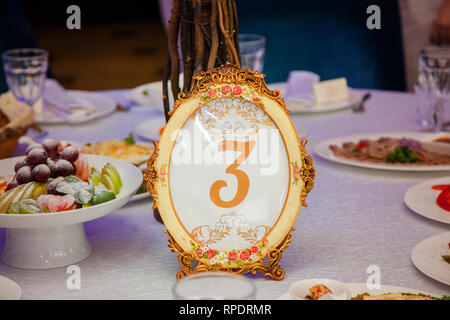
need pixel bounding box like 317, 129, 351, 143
0, 139, 142, 269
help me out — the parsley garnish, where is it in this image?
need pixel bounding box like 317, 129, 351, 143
124, 132, 136, 145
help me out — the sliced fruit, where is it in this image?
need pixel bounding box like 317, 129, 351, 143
11, 182, 34, 204
8, 199, 49, 214
90, 186, 116, 205
0, 184, 27, 213
101, 173, 116, 194
36, 194, 76, 212
74, 155, 89, 182
55, 175, 93, 204
88, 168, 102, 186
0, 188, 20, 213
102, 163, 122, 194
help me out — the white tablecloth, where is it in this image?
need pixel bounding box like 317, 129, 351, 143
1, 85, 449, 299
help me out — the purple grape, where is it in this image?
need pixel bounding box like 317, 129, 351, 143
27, 148, 48, 166
16, 166, 33, 184
25, 143, 44, 155
32, 164, 51, 182
46, 177, 64, 195
6, 180, 18, 191
14, 159, 27, 172
54, 159, 74, 177
47, 158, 57, 177
60, 146, 79, 163
42, 139, 59, 157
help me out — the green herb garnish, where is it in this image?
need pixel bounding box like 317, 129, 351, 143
386, 146, 419, 163
142, 90, 149, 96
124, 132, 136, 145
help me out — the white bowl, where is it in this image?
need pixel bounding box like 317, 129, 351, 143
289, 278, 352, 300
0, 154, 143, 269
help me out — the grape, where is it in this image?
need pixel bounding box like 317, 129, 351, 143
54, 159, 74, 177
27, 148, 48, 166
25, 143, 44, 155
47, 158, 57, 177
42, 139, 58, 158
14, 159, 27, 172
60, 146, 79, 163
16, 166, 33, 184
32, 164, 51, 182
6, 180, 18, 191
46, 177, 63, 195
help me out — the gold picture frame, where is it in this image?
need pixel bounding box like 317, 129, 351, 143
144, 64, 315, 280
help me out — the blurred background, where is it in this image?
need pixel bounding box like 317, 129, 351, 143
1, 0, 449, 92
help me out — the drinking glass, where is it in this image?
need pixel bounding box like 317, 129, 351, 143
418, 46, 450, 131
239, 34, 265, 73
173, 272, 256, 300
2, 48, 48, 107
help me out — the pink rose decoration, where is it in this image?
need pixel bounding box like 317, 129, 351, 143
252, 96, 259, 102
228, 251, 238, 262
250, 246, 259, 254
206, 249, 216, 259
239, 251, 250, 261
160, 168, 166, 176
195, 248, 203, 256
221, 85, 232, 95
208, 88, 216, 97
232, 86, 242, 95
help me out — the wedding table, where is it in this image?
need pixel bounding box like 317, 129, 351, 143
0, 84, 448, 299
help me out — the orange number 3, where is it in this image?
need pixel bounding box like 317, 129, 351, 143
210, 140, 256, 208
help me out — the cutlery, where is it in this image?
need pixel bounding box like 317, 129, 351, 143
352, 92, 371, 112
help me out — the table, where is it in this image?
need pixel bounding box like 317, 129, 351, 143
0, 85, 449, 299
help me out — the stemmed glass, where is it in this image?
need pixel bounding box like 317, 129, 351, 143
417, 46, 450, 131
2, 48, 48, 108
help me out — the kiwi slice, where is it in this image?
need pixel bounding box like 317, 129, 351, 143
8, 199, 49, 214
90, 187, 116, 205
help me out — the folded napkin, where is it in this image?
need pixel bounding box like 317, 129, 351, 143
42, 79, 97, 118
286, 71, 320, 101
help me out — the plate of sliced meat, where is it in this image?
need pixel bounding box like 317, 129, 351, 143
315, 132, 450, 172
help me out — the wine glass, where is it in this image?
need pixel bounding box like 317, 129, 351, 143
2, 48, 48, 108
418, 46, 450, 131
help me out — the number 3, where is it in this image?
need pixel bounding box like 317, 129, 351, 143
210, 140, 256, 208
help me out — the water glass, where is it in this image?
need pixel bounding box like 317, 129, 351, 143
2, 48, 48, 107
239, 34, 265, 73
173, 272, 255, 300
418, 46, 450, 131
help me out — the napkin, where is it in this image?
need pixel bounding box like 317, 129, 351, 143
43, 79, 97, 118
286, 71, 320, 101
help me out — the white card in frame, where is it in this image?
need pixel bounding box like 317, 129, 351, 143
144, 64, 315, 280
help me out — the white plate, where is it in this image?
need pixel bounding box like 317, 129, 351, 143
0, 154, 142, 269
35, 90, 116, 124
404, 177, 450, 224
412, 232, 450, 286
127, 81, 163, 107
269, 83, 361, 114
127, 76, 184, 107
278, 282, 442, 300
315, 132, 450, 172
135, 116, 166, 141
0, 275, 22, 300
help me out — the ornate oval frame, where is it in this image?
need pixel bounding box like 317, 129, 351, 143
145, 64, 315, 280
